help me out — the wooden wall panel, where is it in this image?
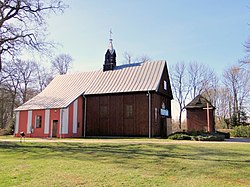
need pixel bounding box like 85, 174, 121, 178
109, 95, 123, 135
116, 95, 124, 135
123, 119, 134, 136
86, 96, 99, 135
85, 92, 171, 137
135, 94, 148, 136
151, 93, 172, 137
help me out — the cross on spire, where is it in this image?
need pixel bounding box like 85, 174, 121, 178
109, 29, 113, 40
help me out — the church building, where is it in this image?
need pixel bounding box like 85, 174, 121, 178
14, 37, 173, 138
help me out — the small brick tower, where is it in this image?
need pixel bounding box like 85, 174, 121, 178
185, 95, 215, 133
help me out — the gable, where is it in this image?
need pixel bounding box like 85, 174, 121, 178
185, 95, 215, 109
156, 64, 173, 99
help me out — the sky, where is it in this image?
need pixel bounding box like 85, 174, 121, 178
25, 0, 249, 120
45, 0, 250, 76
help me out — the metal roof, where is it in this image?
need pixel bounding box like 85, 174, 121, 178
185, 95, 215, 109
16, 60, 167, 111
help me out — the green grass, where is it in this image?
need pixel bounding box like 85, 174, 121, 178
0, 140, 249, 187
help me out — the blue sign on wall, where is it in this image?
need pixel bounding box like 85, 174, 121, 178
160, 108, 169, 117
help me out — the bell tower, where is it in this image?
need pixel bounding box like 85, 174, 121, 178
103, 30, 116, 71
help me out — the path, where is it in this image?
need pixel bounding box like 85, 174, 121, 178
0, 137, 249, 144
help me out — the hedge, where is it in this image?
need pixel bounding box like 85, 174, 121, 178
231, 126, 250, 138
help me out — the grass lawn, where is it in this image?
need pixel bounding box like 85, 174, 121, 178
0, 140, 249, 187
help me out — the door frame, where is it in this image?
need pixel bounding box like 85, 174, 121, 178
51, 120, 58, 138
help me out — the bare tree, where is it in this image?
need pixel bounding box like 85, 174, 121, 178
0, 85, 13, 129
170, 62, 190, 129
171, 61, 218, 129
15, 59, 37, 103
1, 61, 21, 122
213, 87, 231, 128
123, 52, 133, 64
51, 54, 73, 75
35, 62, 53, 92
0, 57, 58, 130
0, 0, 67, 71
188, 62, 218, 105
0, 64, 11, 128
223, 65, 250, 126
188, 62, 206, 99
242, 37, 250, 64
200, 69, 218, 106
123, 52, 151, 64
135, 55, 151, 63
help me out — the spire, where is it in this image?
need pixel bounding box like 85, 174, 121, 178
108, 29, 114, 54
103, 29, 116, 71
108, 39, 114, 54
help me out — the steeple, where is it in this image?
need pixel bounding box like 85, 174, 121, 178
103, 29, 116, 71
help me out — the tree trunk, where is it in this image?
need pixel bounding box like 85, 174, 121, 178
178, 108, 183, 129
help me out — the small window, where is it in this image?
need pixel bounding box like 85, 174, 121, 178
35, 115, 42, 128
100, 105, 108, 118
125, 104, 133, 118
155, 107, 158, 123
164, 80, 167, 90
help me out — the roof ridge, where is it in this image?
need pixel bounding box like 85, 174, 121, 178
15, 60, 169, 111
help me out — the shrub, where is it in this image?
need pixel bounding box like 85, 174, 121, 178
0, 128, 8, 136
231, 126, 250, 137
216, 131, 230, 139
168, 133, 192, 140
193, 134, 225, 141
168, 132, 225, 141
6, 119, 15, 135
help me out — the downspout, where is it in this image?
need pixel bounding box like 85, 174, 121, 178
83, 94, 87, 138
148, 91, 152, 138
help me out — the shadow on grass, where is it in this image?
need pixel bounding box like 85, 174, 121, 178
0, 141, 249, 169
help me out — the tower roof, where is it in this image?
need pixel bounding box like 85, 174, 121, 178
185, 95, 215, 109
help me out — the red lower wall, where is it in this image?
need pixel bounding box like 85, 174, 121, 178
15, 97, 83, 138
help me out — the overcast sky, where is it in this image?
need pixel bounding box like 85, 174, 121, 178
46, 0, 250, 75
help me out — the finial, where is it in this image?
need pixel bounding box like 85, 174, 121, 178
109, 29, 113, 41
108, 29, 114, 54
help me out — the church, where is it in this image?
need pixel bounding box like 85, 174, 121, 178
14, 37, 173, 138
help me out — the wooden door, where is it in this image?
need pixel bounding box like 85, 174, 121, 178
52, 120, 58, 137
160, 118, 166, 138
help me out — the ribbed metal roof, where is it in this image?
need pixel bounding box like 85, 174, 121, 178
16, 61, 167, 111
185, 95, 215, 109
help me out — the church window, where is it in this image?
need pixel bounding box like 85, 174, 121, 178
125, 104, 133, 118
164, 80, 167, 90
35, 115, 42, 128
155, 107, 158, 124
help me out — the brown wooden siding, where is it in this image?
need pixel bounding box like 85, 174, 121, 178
85, 92, 171, 137
151, 93, 172, 137
86, 93, 149, 136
